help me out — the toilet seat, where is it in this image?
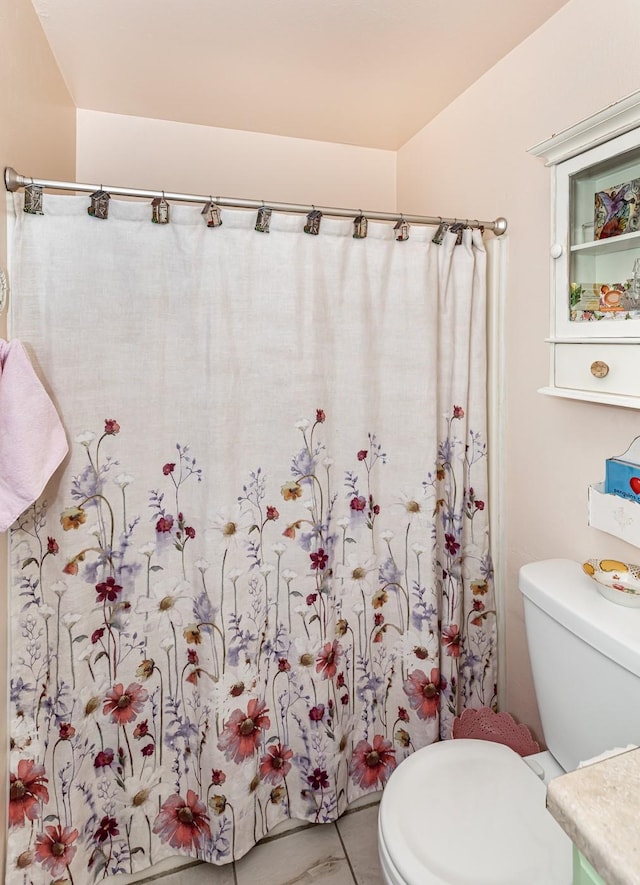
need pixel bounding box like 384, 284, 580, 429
378, 739, 572, 885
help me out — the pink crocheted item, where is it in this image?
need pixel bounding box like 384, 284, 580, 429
451, 707, 540, 756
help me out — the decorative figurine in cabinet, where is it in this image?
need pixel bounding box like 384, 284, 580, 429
529, 91, 640, 408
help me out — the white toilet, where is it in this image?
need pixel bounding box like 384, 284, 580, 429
378, 558, 640, 884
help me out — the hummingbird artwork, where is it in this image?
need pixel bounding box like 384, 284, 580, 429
594, 180, 640, 239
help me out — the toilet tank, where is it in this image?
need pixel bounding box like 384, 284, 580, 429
519, 558, 640, 772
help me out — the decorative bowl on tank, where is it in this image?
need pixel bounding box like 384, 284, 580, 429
583, 559, 640, 607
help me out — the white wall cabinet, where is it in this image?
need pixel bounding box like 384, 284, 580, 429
530, 92, 640, 408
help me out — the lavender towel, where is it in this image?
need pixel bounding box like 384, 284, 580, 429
0, 339, 68, 531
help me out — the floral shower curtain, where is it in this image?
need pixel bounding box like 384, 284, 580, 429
7, 194, 496, 882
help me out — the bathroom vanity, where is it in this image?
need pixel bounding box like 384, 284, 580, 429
546, 747, 640, 884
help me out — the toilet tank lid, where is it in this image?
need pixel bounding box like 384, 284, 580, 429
519, 559, 640, 679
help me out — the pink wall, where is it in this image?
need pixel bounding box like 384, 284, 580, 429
0, 0, 76, 876
398, 0, 640, 740
76, 110, 397, 211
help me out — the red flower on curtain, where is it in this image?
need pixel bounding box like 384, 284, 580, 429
34, 824, 78, 877
152, 790, 211, 850
103, 683, 148, 725
307, 768, 329, 790
217, 698, 271, 764
441, 624, 462, 657
95, 576, 122, 603
315, 640, 343, 680
9, 759, 49, 827
310, 548, 328, 570
349, 735, 396, 789
259, 743, 294, 784
402, 668, 447, 720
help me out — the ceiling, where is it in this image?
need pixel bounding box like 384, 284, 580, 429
32, 0, 571, 151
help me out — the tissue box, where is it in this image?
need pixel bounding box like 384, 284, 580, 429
605, 436, 640, 503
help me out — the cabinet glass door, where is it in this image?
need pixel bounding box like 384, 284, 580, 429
569, 143, 640, 324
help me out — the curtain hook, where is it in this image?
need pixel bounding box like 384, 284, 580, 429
24, 176, 44, 215
353, 211, 368, 239
305, 204, 322, 235
256, 202, 272, 233
394, 213, 410, 241
203, 195, 222, 227
432, 216, 449, 245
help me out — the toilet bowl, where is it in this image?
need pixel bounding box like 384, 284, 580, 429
377, 739, 572, 885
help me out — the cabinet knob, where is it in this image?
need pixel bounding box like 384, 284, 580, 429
590, 360, 610, 378
550, 243, 563, 259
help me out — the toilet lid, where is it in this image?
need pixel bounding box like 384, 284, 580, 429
378, 739, 572, 885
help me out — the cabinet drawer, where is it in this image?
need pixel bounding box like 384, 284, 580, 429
555, 344, 640, 397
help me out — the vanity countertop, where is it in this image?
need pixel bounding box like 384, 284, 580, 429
546, 747, 640, 885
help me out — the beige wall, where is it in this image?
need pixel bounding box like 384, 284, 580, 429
76, 110, 397, 210
398, 0, 640, 741
0, 0, 75, 876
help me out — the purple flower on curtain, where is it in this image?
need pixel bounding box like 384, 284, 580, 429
444, 533, 460, 555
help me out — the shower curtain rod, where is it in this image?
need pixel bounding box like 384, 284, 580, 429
4, 166, 508, 235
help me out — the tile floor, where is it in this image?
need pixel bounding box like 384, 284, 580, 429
118, 800, 384, 885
